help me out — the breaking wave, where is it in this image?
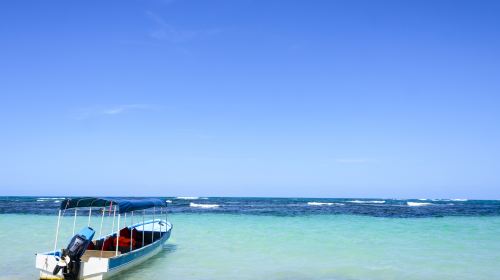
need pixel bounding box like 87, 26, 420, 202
190, 202, 220, 209
407, 202, 433, 207
307, 202, 345, 206
347, 200, 385, 204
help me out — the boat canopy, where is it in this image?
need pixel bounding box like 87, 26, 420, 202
60, 197, 167, 213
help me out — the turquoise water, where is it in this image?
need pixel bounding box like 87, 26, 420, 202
1, 213, 500, 279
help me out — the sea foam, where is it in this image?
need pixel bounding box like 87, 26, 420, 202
347, 200, 385, 204
190, 202, 220, 209
177, 196, 199, 200
407, 202, 432, 207
307, 202, 344, 206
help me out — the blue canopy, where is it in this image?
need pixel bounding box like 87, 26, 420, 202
60, 197, 167, 213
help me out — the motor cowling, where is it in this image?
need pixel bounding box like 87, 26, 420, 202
53, 227, 95, 280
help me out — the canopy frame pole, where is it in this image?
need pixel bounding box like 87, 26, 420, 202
99, 208, 105, 258
159, 207, 162, 237
142, 210, 145, 247
72, 209, 77, 236
53, 210, 62, 253
88, 207, 92, 227
115, 214, 121, 256
130, 211, 134, 252
152, 207, 155, 243
111, 206, 116, 235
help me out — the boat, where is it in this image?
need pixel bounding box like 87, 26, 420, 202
35, 197, 173, 280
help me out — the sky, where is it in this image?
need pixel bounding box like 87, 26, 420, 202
0, 0, 499, 198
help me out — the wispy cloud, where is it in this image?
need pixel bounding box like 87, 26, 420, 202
73, 104, 155, 120
146, 11, 222, 43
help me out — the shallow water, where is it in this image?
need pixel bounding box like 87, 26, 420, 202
1, 197, 500, 279
1, 213, 500, 279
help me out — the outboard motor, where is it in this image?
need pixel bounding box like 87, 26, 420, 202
53, 227, 95, 280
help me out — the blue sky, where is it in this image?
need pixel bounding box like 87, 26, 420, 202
1, 0, 499, 198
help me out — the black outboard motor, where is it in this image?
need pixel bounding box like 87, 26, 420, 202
53, 227, 95, 280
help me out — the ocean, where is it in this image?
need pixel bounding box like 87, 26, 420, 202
1, 197, 500, 279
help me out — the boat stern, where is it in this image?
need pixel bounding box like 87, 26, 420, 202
36, 253, 63, 279
36, 252, 110, 280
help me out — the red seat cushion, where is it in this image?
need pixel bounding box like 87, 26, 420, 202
119, 227, 131, 237
131, 228, 139, 240
112, 236, 136, 250
102, 237, 113, 251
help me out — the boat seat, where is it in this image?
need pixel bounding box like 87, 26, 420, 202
80, 250, 121, 262
101, 236, 115, 251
